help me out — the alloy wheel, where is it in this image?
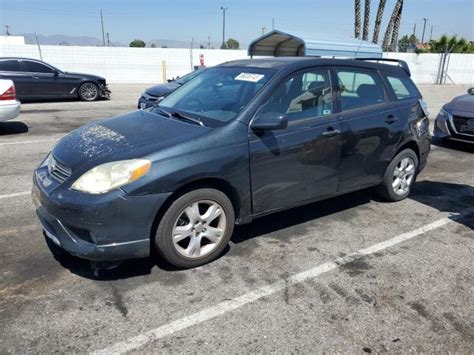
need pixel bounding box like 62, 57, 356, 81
172, 200, 227, 259
392, 157, 415, 195
80, 83, 98, 100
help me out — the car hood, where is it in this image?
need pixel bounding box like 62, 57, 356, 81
445, 94, 474, 117
63, 72, 106, 81
146, 82, 181, 96
52, 110, 211, 172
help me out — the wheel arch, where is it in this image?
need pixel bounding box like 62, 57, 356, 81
149, 177, 242, 243
394, 140, 420, 163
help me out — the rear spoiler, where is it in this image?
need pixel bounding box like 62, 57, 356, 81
355, 58, 411, 77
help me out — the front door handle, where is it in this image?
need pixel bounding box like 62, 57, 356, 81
385, 114, 399, 124
32, 75, 40, 79
322, 128, 341, 138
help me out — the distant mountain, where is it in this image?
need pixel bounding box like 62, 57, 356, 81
146, 39, 224, 49
21, 33, 107, 46
20, 33, 243, 49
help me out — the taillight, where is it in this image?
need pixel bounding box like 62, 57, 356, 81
0, 85, 16, 101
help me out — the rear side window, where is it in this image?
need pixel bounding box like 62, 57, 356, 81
22, 61, 54, 73
336, 69, 386, 111
385, 75, 420, 100
0, 60, 21, 72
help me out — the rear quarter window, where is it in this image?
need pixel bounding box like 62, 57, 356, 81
385, 75, 420, 100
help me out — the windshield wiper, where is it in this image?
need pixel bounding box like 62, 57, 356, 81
153, 106, 172, 118
170, 111, 204, 127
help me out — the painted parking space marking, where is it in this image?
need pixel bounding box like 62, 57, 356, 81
0, 138, 59, 146
93, 206, 474, 355
0, 191, 30, 200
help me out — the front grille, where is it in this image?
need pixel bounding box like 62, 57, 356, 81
48, 155, 71, 183
452, 115, 474, 136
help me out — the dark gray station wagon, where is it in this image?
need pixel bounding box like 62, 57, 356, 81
33, 57, 431, 268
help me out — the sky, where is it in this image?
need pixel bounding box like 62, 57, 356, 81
1, 0, 473, 46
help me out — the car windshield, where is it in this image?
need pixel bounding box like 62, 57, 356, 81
157, 67, 275, 126
175, 69, 206, 85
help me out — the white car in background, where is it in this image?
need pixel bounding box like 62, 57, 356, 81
0, 79, 21, 122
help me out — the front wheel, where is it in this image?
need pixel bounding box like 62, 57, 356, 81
154, 189, 235, 268
377, 149, 419, 202
78, 82, 99, 101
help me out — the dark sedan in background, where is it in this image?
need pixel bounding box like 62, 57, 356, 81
0, 57, 110, 101
138, 67, 206, 109
434, 87, 474, 143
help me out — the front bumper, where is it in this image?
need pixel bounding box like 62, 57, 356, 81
434, 114, 474, 143
98, 83, 111, 100
32, 169, 171, 261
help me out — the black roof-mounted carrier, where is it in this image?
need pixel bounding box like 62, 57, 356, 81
355, 58, 411, 77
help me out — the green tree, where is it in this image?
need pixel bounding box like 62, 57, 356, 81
129, 39, 146, 47
426, 35, 474, 53
398, 34, 418, 52
150, 43, 157, 48
225, 38, 240, 49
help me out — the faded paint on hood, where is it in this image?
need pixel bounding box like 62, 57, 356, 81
52, 110, 210, 172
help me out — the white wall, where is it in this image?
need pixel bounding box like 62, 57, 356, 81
1, 44, 473, 84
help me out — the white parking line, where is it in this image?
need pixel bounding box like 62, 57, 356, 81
93, 207, 474, 355
0, 138, 58, 146
0, 191, 30, 200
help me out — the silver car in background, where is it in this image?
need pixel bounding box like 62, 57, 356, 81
434, 88, 474, 144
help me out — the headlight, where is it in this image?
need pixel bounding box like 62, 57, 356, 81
438, 108, 451, 119
72, 159, 151, 194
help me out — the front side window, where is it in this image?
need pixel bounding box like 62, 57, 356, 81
259, 68, 333, 121
385, 75, 420, 100
0, 60, 21, 72
159, 67, 274, 125
336, 69, 386, 111
22, 61, 55, 73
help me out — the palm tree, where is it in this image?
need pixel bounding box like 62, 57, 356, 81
354, 0, 362, 39
362, 0, 371, 41
372, 0, 386, 44
382, 0, 403, 51
389, 0, 404, 51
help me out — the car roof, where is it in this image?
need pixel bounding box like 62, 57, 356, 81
0, 57, 47, 63
219, 57, 408, 76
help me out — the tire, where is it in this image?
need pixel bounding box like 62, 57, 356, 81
377, 148, 419, 202
78, 82, 99, 101
154, 188, 235, 268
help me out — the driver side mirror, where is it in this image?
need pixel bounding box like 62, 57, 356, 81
250, 112, 288, 131
468, 88, 474, 95
53, 70, 59, 77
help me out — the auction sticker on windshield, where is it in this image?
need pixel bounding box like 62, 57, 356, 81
235, 73, 265, 82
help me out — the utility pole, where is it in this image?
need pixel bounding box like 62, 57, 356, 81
421, 18, 428, 44
429, 25, 433, 42
106, 32, 110, 47
412, 23, 416, 37
100, 9, 106, 46
208, 36, 211, 49
220, 6, 227, 48
261, 27, 266, 36
272, 18, 275, 30
5, 25, 10, 36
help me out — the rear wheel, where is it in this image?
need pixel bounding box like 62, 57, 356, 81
377, 149, 419, 201
154, 189, 235, 268
78, 82, 99, 101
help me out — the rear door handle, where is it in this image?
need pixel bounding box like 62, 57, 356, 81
385, 114, 399, 124
322, 128, 341, 138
